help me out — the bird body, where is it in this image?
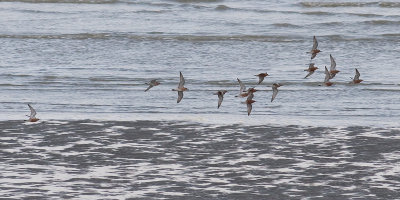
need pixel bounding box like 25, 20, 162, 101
271, 83, 281, 102
214, 90, 228, 108
255, 73, 269, 84
329, 54, 340, 78
27, 104, 39, 122
351, 68, 363, 84
304, 63, 319, 78
172, 72, 188, 103
246, 92, 256, 116
144, 79, 160, 92
308, 36, 321, 59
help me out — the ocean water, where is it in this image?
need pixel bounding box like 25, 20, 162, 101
1, 0, 400, 199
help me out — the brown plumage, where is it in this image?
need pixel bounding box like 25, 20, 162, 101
27, 104, 39, 122
172, 72, 188, 103
351, 68, 363, 84
255, 73, 269, 84
308, 36, 321, 59
304, 63, 319, 78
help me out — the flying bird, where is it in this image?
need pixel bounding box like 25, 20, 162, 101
26, 104, 39, 122
255, 73, 269, 84
271, 83, 281, 102
308, 36, 321, 60
236, 78, 257, 97
172, 72, 188, 103
144, 79, 160, 92
351, 68, 363, 84
246, 91, 256, 116
214, 90, 228, 108
304, 63, 318, 78
329, 54, 340, 78
324, 66, 333, 86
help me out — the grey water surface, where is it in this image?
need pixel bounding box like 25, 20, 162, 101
1, 0, 400, 199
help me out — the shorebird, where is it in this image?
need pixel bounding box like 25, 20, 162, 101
255, 73, 269, 84
308, 36, 321, 60
26, 104, 39, 122
329, 54, 340, 78
144, 79, 160, 92
246, 91, 256, 116
236, 78, 257, 97
304, 63, 318, 78
351, 68, 363, 84
324, 66, 333, 86
236, 78, 247, 97
214, 90, 227, 109
172, 72, 188, 103
271, 83, 281, 102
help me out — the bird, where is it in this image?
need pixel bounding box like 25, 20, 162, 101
324, 66, 333, 86
214, 90, 227, 109
172, 72, 188, 103
246, 91, 256, 116
144, 79, 160, 92
236, 78, 257, 97
236, 78, 246, 97
304, 63, 318, 78
329, 54, 340, 79
255, 73, 269, 84
351, 68, 363, 84
26, 104, 39, 122
308, 36, 321, 60
271, 83, 281, 102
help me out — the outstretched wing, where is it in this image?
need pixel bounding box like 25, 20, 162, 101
330, 54, 336, 71
237, 78, 246, 93
28, 104, 36, 118
304, 71, 315, 79
271, 87, 278, 102
177, 91, 183, 103
247, 103, 252, 116
178, 72, 185, 88
257, 76, 265, 85
312, 36, 318, 51
354, 68, 361, 80
324, 66, 331, 83
144, 85, 153, 92
217, 92, 224, 108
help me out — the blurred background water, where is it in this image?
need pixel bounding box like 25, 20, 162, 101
1, 1, 400, 199
1, 0, 400, 126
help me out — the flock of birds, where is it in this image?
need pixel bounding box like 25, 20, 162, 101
25, 36, 364, 122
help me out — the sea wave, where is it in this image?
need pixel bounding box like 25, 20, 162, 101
0, 33, 301, 42
3, 33, 395, 42
300, 1, 400, 8
0, 0, 118, 4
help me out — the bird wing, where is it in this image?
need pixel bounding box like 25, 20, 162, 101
178, 72, 185, 88
271, 86, 278, 102
257, 76, 265, 85
217, 92, 224, 108
354, 68, 361, 80
144, 85, 153, 92
330, 54, 336, 71
304, 71, 314, 78
28, 104, 36, 118
247, 103, 252, 116
312, 36, 318, 51
237, 78, 246, 93
311, 52, 317, 59
177, 91, 183, 103
324, 66, 331, 83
